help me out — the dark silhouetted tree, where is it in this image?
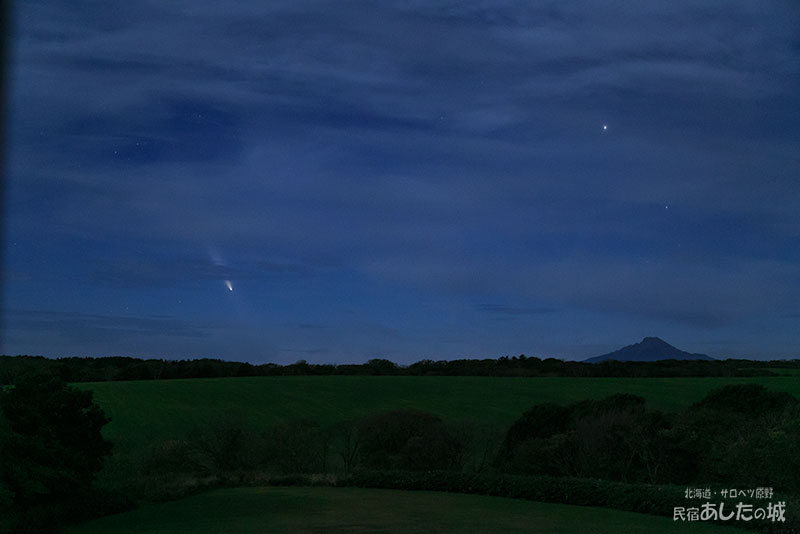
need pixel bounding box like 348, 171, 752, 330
358, 410, 461, 471
0, 374, 112, 507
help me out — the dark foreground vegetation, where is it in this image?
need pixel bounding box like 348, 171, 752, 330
2, 353, 797, 384
2, 368, 799, 532
0, 375, 129, 533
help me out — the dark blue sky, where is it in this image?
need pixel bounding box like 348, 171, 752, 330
3, 1, 799, 362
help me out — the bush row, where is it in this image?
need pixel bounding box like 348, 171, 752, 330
127, 386, 800, 495
497, 387, 800, 492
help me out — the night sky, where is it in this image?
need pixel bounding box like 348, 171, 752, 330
3, 1, 799, 363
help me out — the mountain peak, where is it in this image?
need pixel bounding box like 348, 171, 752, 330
585, 337, 714, 363
640, 336, 670, 346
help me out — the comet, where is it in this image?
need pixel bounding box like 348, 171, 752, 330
225, 280, 233, 291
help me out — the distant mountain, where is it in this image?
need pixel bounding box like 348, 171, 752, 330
585, 337, 714, 363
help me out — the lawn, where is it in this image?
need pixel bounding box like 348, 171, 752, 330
66, 486, 751, 534
76, 375, 800, 450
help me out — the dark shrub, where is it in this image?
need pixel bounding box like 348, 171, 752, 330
508, 433, 572, 476
358, 410, 462, 471
332, 419, 362, 474
262, 419, 331, 474
691, 384, 797, 416
496, 403, 571, 467
500, 395, 677, 483
449, 421, 504, 474
189, 415, 257, 473
676, 386, 800, 491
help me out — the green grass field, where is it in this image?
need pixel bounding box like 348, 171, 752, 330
65, 376, 796, 533
66, 486, 750, 534
77, 375, 800, 450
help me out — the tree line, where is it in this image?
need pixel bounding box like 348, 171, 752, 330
1, 353, 795, 385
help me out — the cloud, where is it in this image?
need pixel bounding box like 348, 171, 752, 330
278, 348, 329, 356
364, 254, 800, 328
0, 308, 281, 361
10, 1, 798, 245
4, 309, 213, 342
1, 308, 222, 358
87, 256, 313, 288
479, 304, 557, 316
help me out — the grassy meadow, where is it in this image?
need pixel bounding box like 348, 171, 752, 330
55, 374, 798, 533
66, 486, 751, 534
77, 374, 800, 451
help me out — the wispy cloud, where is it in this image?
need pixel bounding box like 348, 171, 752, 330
4, 309, 213, 341
479, 304, 557, 316
87, 257, 314, 288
